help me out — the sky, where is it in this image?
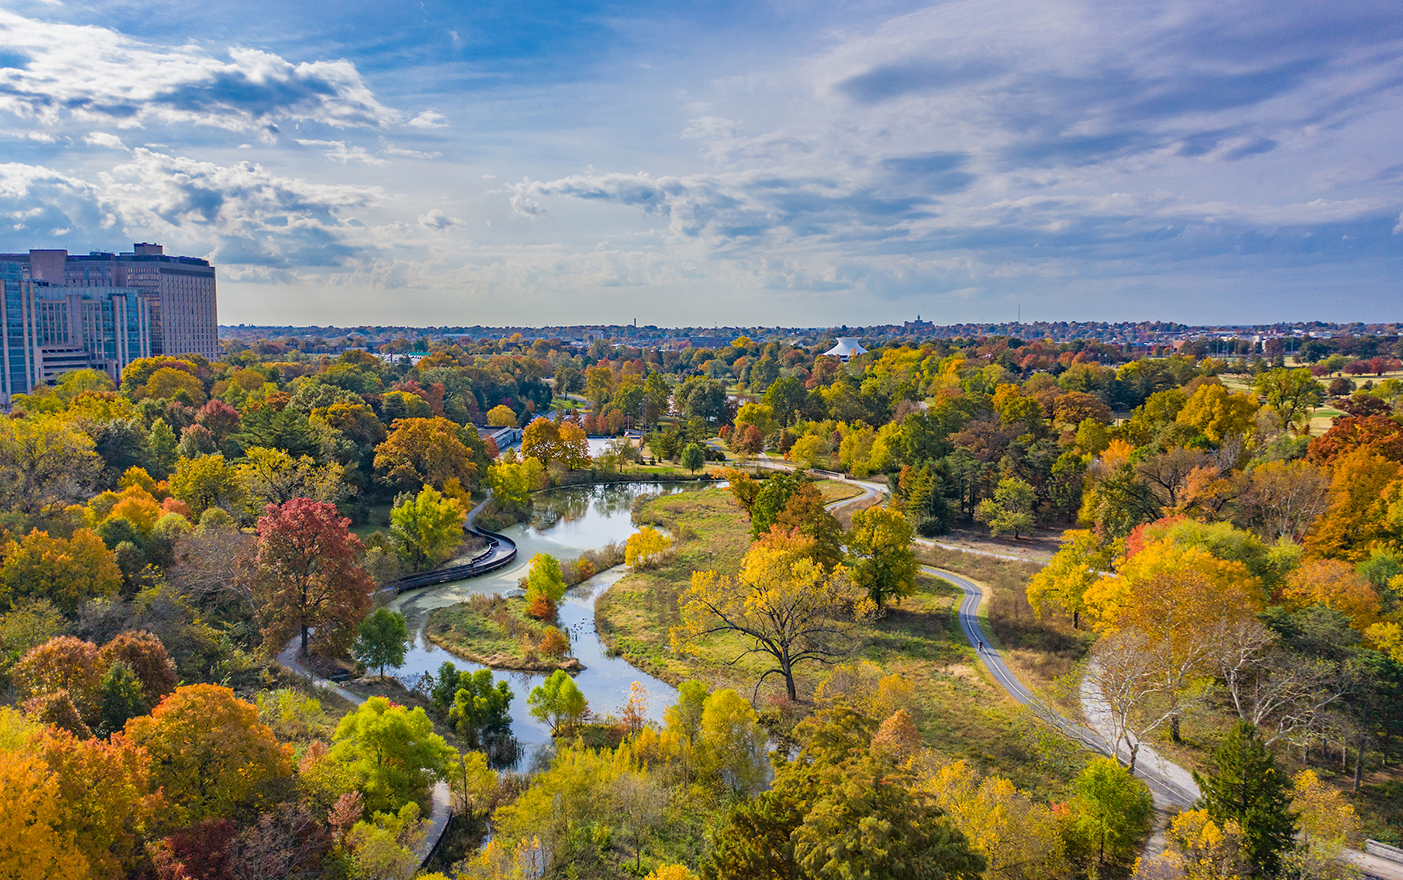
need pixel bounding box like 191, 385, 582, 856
0, 0, 1400, 327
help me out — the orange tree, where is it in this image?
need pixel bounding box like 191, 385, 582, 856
251, 498, 373, 658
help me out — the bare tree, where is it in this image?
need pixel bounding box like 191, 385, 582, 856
1136, 447, 1216, 509
1085, 631, 1173, 773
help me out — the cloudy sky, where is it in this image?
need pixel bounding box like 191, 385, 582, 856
0, 0, 1399, 326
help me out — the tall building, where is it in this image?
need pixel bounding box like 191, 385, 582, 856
0, 243, 218, 405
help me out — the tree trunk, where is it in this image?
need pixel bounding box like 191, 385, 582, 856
300, 623, 310, 658
1354, 735, 1365, 793
1073, 610, 1080, 630
1170, 713, 1182, 744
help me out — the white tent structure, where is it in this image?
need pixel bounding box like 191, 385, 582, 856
823, 337, 868, 360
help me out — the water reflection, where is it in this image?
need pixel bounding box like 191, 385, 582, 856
386, 481, 704, 769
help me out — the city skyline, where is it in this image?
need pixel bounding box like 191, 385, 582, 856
0, 0, 1399, 327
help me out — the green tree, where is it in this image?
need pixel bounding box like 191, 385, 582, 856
96, 661, 148, 737
846, 505, 918, 609
525, 553, 567, 604
1194, 721, 1298, 877
389, 486, 466, 572
147, 418, 178, 478
749, 471, 803, 538
680, 442, 706, 474
1253, 367, 1324, 432
763, 376, 808, 428
447, 668, 513, 748
0, 414, 103, 517
695, 688, 768, 797
169, 453, 245, 518
974, 476, 1036, 538
1067, 757, 1154, 876
353, 609, 409, 679
527, 669, 587, 735
329, 696, 456, 814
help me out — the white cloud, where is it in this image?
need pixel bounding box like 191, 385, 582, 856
382, 145, 441, 159
406, 110, 447, 129
82, 131, 127, 150
418, 209, 465, 230
0, 10, 400, 131
295, 138, 389, 165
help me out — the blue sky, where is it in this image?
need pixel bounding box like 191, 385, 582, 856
0, 0, 1399, 326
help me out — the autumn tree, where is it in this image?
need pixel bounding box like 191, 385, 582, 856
389, 485, 466, 572
0, 414, 102, 517
974, 476, 1036, 538
625, 526, 674, 569
0, 749, 91, 878
96, 629, 178, 708
1283, 558, 1381, 630
329, 696, 456, 813
846, 505, 918, 608
921, 760, 1068, 880
1231, 459, 1331, 541
1303, 449, 1399, 561
169, 453, 245, 518
14, 636, 104, 722
521, 417, 565, 468
0, 528, 122, 615
1026, 529, 1110, 628
773, 482, 845, 571
32, 725, 159, 876
374, 416, 476, 491
1176, 382, 1259, 446
353, 609, 409, 679
236, 446, 346, 513
1306, 413, 1403, 466
250, 498, 374, 658
674, 529, 872, 701
486, 404, 517, 427
694, 688, 769, 797
125, 684, 292, 826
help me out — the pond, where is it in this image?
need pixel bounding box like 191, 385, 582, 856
385, 481, 704, 767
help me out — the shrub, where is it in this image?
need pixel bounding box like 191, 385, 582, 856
538, 627, 570, 659
526, 593, 556, 621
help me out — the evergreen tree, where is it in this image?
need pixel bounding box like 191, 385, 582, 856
1194, 721, 1298, 877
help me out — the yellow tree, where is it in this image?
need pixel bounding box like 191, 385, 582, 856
1089, 540, 1264, 742
673, 529, 872, 701
1176, 382, 1259, 446
557, 420, 592, 469
1025, 529, 1110, 629
168, 453, 245, 518
390, 486, 466, 572
521, 417, 564, 469
0, 529, 122, 615
374, 416, 475, 490
124, 684, 292, 826
0, 748, 91, 879
920, 760, 1068, 880
235, 446, 346, 513
0, 414, 102, 517
486, 404, 517, 427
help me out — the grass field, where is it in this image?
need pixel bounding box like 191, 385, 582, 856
427, 594, 576, 672
597, 487, 1086, 796
814, 479, 864, 504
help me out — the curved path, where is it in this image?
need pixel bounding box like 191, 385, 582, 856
275, 641, 453, 867
385, 493, 519, 594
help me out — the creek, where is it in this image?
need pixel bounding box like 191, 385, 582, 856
385, 481, 703, 767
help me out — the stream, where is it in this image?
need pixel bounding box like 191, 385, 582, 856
385, 481, 703, 768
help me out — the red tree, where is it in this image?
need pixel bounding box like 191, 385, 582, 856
1306, 414, 1403, 466
251, 499, 373, 657
98, 630, 178, 708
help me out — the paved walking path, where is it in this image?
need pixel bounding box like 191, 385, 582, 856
275, 640, 453, 867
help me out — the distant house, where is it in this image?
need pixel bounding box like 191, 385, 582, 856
478, 425, 521, 450
823, 337, 868, 361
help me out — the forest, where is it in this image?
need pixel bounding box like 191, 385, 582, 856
0, 328, 1400, 880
